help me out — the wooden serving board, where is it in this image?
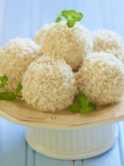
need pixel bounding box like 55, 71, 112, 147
0, 99, 124, 129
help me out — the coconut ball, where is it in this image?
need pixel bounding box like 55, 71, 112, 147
0, 38, 40, 91
37, 22, 92, 71
92, 29, 124, 62
34, 30, 43, 44
22, 56, 77, 112
34, 24, 51, 44
76, 52, 124, 105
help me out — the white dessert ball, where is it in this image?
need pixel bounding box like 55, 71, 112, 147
34, 24, 50, 44
76, 52, 124, 105
37, 22, 92, 71
92, 29, 124, 62
0, 38, 40, 91
34, 29, 43, 44
22, 56, 77, 112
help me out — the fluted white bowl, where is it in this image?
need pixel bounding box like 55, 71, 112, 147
25, 123, 118, 160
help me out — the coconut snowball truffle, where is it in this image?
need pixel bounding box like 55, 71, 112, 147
34, 30, 43, 44
76, 52, 124, 105
22, 56, 77, 112
0, 38, 40, 91
34, 24, 50, 44
92, 29, 124, 62
37, 22, 92, 71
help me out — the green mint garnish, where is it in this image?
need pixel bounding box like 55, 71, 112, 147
0, 75, 8, 88
69, 92, 96, 114
61, 10, 69, 19
73, 12, 83, 21
0, 92, 16, 100
75, 92, 89, 106
69, 103, 80, 113
67, 19, 75, 28
55, 16, 62, 23
0, 75, 23, 101
16, 83, 23, 95
55, 9, 84, 28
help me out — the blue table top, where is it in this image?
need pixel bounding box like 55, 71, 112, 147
0, 119, 124, 166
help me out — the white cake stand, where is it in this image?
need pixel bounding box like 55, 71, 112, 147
0, 99, 124, 160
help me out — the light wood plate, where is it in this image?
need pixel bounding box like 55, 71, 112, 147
0, 99, 124, 129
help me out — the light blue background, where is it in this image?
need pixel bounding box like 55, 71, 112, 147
0, 0, 124, 46
0, 0, 124, 166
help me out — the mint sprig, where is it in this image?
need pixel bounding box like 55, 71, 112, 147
55, 16, 62, 23
0, 75, 8, 88
15, 83, 22, 96
69, 92, 96, 113
0, 92, 16, 100
0, 75, 22, 101
55, 10, 83, 28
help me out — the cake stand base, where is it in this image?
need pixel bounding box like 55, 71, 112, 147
25, 123, 118, 160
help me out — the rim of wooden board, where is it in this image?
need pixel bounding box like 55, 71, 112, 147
0, 99, 124, 129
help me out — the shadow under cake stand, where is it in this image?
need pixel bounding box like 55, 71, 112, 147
0, 99, 124, 160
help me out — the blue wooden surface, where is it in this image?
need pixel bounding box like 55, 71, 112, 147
1, 119, 124, 166
0, 0, 124, 165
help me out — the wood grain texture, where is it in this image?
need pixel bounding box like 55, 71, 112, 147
0, 119, 27, 166
35, 153, 73, 166
0, 120, 124, 166
82, 142, 122, 166
0, 99, 124, 129
27, 146, 35, 166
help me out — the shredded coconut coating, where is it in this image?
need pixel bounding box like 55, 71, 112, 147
0, 38, 40, 91
37, 22, 92, 71
92, 29, 124, 62
34, 24, 51, 44
34, 30, 43, 44
22, 56, 77, 112
76, 52, 124, 105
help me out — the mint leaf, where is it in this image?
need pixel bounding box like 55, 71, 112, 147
68, 10, 76, 18
89, 102, 96, 110
79, 99, 96, 113
74, 12, 83, 21
75, 93, 89, 106
68, 103, 80, 113
61, 10, 69, 18
80, 105, 93, 113
16, 83, 22, 95
0, 76, 22, 101
0, 92, 16, 100
55, 16, 62, 23
55, 9, 84, 28
67, 19, 75, 27
69, 92, 96, 114
0, 75, 8, 88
